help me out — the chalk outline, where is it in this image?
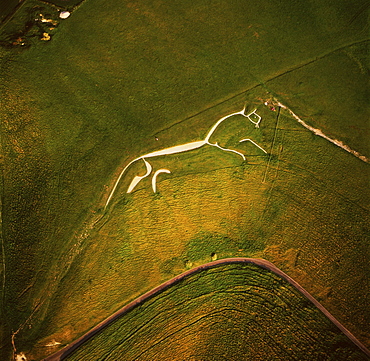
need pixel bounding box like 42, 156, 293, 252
105, 107, 266, 209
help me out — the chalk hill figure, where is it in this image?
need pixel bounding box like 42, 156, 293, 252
105, 107, 267, 209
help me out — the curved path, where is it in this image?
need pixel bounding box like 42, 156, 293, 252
43, 258, 370, 360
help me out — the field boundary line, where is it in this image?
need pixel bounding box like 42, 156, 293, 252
155, 39, 369, 137
275, 100, 370, 164
263, 106, 281, 183
264, 38, 370, 84
0, 104, 6, 320
43, 258, 370, 361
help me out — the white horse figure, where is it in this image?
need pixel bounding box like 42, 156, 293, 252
105, 107, 267, 208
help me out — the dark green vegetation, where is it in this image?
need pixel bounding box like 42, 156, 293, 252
44, 0, 85, 8
0, 0, 84, 26
65, 263, 368, 360
0, 0, 369, 359
0, 0, 59, 48
0, 0, 84, 49
0, 0, 19, 24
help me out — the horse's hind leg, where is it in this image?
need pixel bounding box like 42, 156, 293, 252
127, 158, 153, 193
152, 169, 171, 193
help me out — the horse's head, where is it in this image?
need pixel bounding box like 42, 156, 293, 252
244, 108, 262, 128
205, 106, 262, 145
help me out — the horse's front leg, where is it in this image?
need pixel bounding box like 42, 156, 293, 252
207, 141, 246, 161
239, 139, 267, 154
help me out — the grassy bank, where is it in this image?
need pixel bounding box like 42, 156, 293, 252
0, 0, 369, 359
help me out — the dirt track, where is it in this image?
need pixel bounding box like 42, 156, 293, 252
43, 258, 370, 360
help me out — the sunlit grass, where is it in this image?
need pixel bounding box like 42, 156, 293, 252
0, 0, 369, 359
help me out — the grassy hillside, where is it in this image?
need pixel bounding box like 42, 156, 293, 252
0, 0, 369, 359
39, 86, 369, 359
65, 262, 369, 360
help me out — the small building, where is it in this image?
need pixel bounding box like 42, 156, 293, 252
59, 11, 71, 19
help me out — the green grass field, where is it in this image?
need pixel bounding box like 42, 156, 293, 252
0, 0, 19, 23
0, 0, 369, 359
64, 262, 369, 360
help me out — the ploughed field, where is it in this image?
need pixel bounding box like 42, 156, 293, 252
0, 0, 369, 359
64, 262, 368, 361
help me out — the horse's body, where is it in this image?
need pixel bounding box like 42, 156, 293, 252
105, 107, 266, 208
